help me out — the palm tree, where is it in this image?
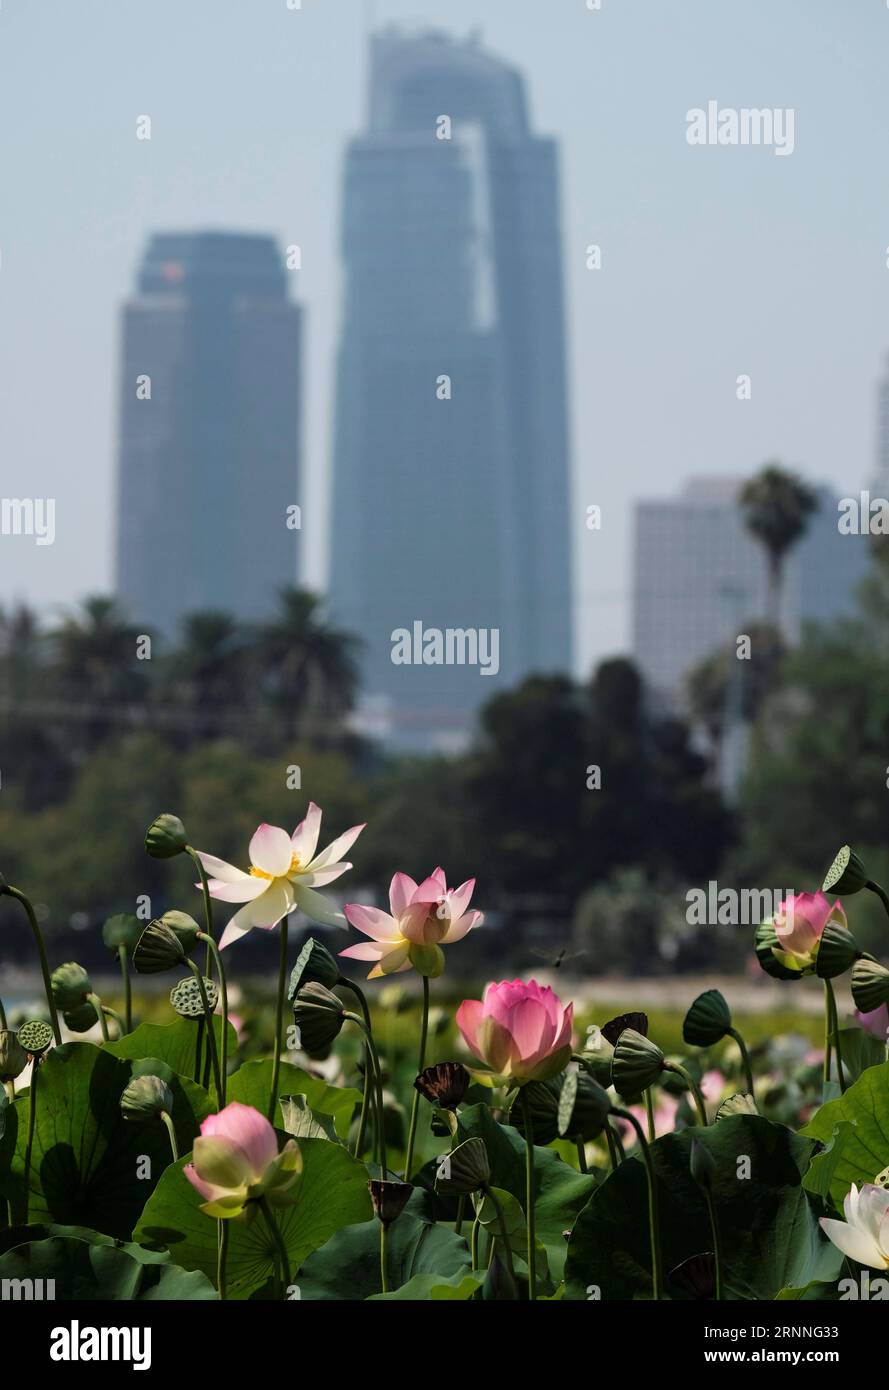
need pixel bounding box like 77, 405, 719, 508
164, 611, 247, 741
739, 463, 818, 631
257, 587, 360, 740
51, 596, 148, 749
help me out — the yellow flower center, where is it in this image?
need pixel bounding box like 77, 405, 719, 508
250, 853, 302, 881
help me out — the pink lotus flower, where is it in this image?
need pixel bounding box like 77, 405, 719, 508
339, 867, 482, 979
854, 1004, 889, 1042
195, 804, 365, 950
770, 891, 845, 974
456, 979, 573, 1085
184, 1102, 302, 1219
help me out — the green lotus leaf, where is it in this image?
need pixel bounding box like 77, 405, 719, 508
0, 1234, 215, 1300
800, 1061, 889, 1209
227, 1058, 360, 1142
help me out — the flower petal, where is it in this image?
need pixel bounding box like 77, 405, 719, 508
307, 823, 365, 872
249, 824, 293, 877
293, 882, 346, 928
291, 803, 322, 865
389, 872, 419, 917
194, 852, 251, 884
205, 876, 269, 904
343, 903, 401, 942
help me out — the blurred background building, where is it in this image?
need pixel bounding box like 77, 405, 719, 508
115, 232, 303, 637
632, 476, 871, 710
329, 28, 573, 747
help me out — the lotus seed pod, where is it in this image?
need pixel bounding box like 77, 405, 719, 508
51, 961, 92, 1011
754, 919, 801, 982
715, 1092, 758, 1121
17, 1019, 54, 1057
852, 958, 889, 1014
414, 1061, 470, 1112
611, 1028, 666, 1097
158, 910, 201, 954
133, 921, 187, 974
682, 990, 732, 1048
815, 922, 860, 979
287, 937, 340, 1000
145, 813, 188, 859
822, 845, 869, 896
579, 1025, 614, 1086
512, 1070, 610, 1145
601, 1012, 649, 1045
368, 1178, 413, 1227
120, 1074, 174, 1123
292, 982, 346, 1053
170, 975, 219, 1019
434, 1137, 491, 1196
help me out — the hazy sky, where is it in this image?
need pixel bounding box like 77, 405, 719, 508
1, 0, 887, 672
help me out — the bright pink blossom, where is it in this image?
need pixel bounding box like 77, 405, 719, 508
771, 891, 845, 974
340, 867, 482, 979
456, 979, 573, 1085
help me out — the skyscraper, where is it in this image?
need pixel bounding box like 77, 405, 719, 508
330, 28, 573, 745
115, 232, 302, 636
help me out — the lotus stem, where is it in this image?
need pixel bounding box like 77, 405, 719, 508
576, 1137, 588, 1172
0, 995, 7, 1030
198, 931, 228, 1106
186, 958, 223, 1101
703, 1186, 724, 1300
87, 993, 111, 1043
3, 886, 61, 1044
603, 1117, 622, 1170
727, 1026, 755, 1101
217, 1219, 229, 1300
470, 1211, 481, 1270
186, 845, 215, 975
518, 1086, 537, 1301
340, 978, 374, 1161
267, 918, 289, 1125
259, 1196, 290, 1298
403, 976, 430, 1180
611, 1105, 664, 1301
483, 1184, 518, 1294
644, 1087, 656, 1142
824, 978, 847, 1093
22, 1058, 40, 1224
118, 944, 132, 1033
664, 1061, 708, 1125
345, 1011, 387, 1177
160, 1109, 178, 1162
379, 1220, 389, 1293
866, 879, 889, 923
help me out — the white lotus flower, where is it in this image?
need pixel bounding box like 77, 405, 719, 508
195, 804, 364, 950
820, 1183, 889, 1269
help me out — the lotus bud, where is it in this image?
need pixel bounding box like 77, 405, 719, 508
170, 975, 219, 1018
434, 1137, 491, 1196
133, 921, 188, 974
102, 913, 143, 956
51, 961, 92, 1012
815, 921, 861, 979
0, 1029, 28, 1082
822, 845, 869, 897
17, 1020, 54, 1058
611, 1028, 666, 1097
120, 1074, 174, 1124
852, 958, 889, 1014
601, 1012, 649, 1045
414, 1061, 470, 1112
689, 1137, 716, 1190
683, 990, 732, 1048
145, 813, 188, 859
292, 982, 346, 1053
368, 1178, 413, 1227
512, 1071, 610, 1145
287, 937, 341, 1000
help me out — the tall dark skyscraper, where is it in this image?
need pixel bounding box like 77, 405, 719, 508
115, 232, 302, 636
330, 29, 573, 745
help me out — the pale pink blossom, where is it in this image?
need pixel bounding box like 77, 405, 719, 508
184, 1102, 301, 1219
771, 891, 845, 974
339, 867, 482, 979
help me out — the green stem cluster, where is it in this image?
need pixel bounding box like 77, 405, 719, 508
403, 977, 430, 1180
